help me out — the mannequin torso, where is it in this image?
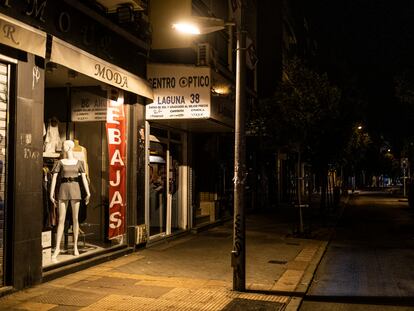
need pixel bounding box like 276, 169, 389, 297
49, 140, 91, 258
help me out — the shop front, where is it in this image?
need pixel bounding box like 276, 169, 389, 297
0, 3, 152, 290
146, 63, 234, 239
41, 38, 152, 270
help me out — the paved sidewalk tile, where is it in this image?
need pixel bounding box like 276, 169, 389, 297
0, 208, 334, 311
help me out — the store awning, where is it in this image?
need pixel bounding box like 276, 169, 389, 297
50, 37, 153, 99
0, 13, 46, 57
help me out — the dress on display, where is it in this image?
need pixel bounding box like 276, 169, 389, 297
52, 160, 85, 200
44, 122, 61, 153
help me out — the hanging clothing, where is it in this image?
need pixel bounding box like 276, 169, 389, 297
44, 122, 61, 153
43, 167, 58, 228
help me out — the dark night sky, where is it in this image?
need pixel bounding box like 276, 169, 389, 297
305, 0, 414, 146
310, 1, 414, 68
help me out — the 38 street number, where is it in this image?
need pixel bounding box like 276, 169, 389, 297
190, 93, 200, 103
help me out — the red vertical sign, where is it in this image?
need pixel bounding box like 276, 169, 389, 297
106, 92, 126, 239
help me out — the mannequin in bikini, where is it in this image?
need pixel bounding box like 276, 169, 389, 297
50, 140, 91, 258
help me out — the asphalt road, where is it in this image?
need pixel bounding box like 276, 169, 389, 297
300, 191, 414, 310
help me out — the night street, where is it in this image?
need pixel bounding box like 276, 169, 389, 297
3, 1, 414, 310
301, 192, 414, 310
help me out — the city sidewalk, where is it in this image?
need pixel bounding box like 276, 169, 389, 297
0, 201, 344, 311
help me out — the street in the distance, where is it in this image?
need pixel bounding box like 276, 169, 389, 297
301, 191, 414, 311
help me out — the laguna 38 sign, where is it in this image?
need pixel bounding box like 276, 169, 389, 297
146, 64, 211, 119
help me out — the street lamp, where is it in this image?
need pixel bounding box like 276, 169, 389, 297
172, 16, 227, 35
173, 7, 247, 292
172, 22, 201, 35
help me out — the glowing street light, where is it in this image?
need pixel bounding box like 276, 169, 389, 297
172, 22, 201, 35
172, 16, 227, 35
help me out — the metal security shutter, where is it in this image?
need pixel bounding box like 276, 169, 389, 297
0, 62, 9, 287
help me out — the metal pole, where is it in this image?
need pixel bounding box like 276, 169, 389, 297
231, 2, 246, 292
404, 169, 407, 197
298, 151, 304, 233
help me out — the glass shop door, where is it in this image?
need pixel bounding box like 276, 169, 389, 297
148, 129, 184, 238
149, 140, 167, 237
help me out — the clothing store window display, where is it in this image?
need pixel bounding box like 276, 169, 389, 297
50, 140, 91, 258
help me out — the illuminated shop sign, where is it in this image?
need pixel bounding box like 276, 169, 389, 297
106, 92, 127, 239
146, 64, 211, 119
51, 37, 153, 99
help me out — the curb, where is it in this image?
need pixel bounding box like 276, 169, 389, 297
284, 195, 350, 310
42, 246, 133, 283
294, 241, 329, 294
283, 241, 328, 311
0, 286, 15, 299
284, 297, 302, 311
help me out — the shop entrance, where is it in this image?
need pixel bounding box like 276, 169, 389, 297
148, 128, 184, 238
42, 62, 126, 268
149, 140, 167, 236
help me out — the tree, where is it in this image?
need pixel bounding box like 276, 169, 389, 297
273, 58, 341, 152
252, 57, 342, 230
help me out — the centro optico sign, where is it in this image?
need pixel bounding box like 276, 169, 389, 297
146, 64, 211, 119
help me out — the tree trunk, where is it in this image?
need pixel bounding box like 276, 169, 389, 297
320, 168, 327, 209
297, 150, 304, 233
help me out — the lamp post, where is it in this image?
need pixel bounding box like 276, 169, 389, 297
231, 4, 247, 292
173, 3, 247, 291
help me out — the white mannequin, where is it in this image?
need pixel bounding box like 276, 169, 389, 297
50, 140, 91, 258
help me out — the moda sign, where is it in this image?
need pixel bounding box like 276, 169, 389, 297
146, 64, 211, 119
94, 64, 128, 88
50, 37, 153, 100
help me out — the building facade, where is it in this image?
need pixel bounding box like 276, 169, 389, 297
0, 0, 152, 291
0, 0, 259, 292
144, 0, 257, 241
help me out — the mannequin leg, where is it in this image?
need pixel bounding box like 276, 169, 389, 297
52, 200, 68, 259
71, 200, 80, 256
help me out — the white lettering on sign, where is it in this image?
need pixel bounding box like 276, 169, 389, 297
109, 190, 123, 208
110, 149, 125, 166
107, 94, 126, 239
108, 128, 121, 144
110, 170, 121, 187
109, 211, 122, 229
106, 107, 121, 124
